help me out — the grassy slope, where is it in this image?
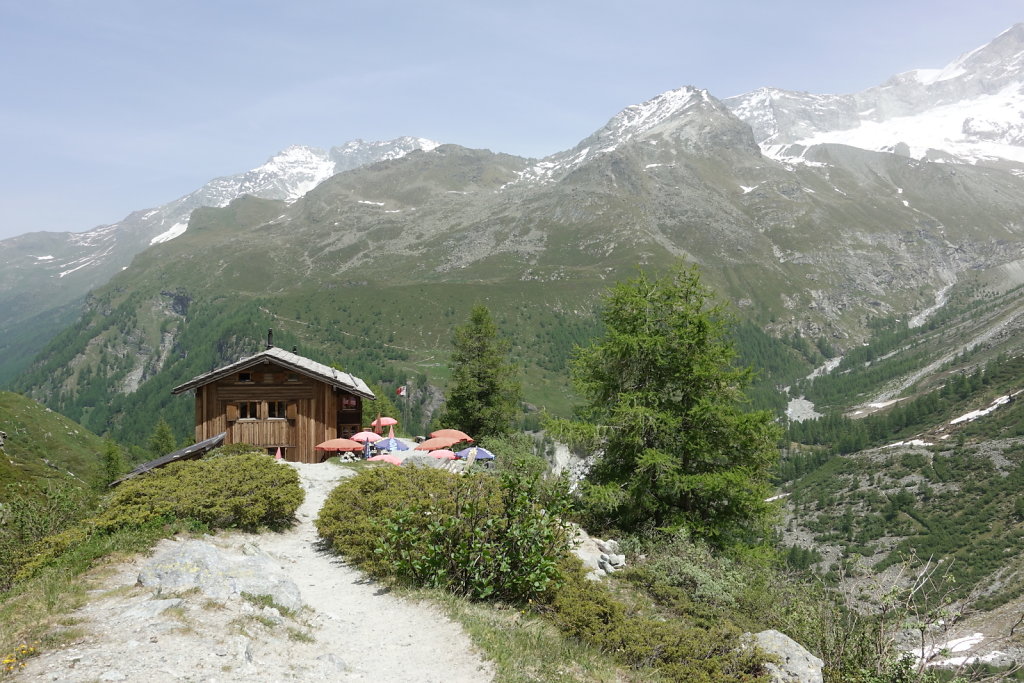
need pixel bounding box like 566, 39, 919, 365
0, 391, 105, 498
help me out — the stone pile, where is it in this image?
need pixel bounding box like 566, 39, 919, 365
571, 526, 627, 579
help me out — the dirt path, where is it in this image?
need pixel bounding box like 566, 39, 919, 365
20, 462, 494, 682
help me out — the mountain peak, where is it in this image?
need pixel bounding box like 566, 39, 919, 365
511, 86, 749, 185
597, 86, 712, 144
727, 24, 1024, 168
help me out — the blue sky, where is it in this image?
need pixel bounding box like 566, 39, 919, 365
1, 0, 1021, 239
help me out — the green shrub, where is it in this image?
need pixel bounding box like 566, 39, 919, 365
0, 482, 92, 591
96, 454, 303, 532
205, 442, 265, 458
12, 455, 303, 585
316, 464, 573, 603
550, 564, 769, 682
316, 466, 462, 573
485, 433, 548, 478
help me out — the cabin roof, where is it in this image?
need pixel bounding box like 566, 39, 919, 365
110, 431, 227, 486
170, 346, 375, 399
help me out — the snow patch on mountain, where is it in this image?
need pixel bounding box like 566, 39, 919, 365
150, 222, 188, 245
781, 85, 1024, 165
727, 24, 1024, 168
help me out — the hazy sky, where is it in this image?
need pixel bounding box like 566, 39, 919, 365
1, 0, 1021, 240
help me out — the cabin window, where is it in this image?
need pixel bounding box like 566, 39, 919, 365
340, 395, 358, 410
238, 401, 259, 419
287, 373, 300, 382
238, 372, 253, 383
268, 401, 286, 419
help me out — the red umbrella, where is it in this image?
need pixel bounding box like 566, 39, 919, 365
430, 450, 457, 460
367, 454, 402, 465
372, 416, 398, 427
315, 438, 363, 452
414, 436, 461, 451
351, 431, 383, 443
429, 429, 474, 443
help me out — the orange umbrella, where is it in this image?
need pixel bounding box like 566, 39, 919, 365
351, 431, 383, 443
414, 436, 461, 451
315, 438, 363, 451
430, 450, 457, 460
429, 429, 474, 442
367, 454, 402, 465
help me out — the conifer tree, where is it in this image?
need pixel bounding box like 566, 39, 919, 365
441, 304, 522, 438
99, 439, 125, 488
147, 418, 177, 457
552, 265, 780, 544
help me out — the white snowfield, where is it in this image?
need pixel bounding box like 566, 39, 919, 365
779, 85, 1024, 165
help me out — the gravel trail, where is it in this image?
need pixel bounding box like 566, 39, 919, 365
21, 461, 494, 682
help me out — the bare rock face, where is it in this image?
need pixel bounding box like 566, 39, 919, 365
138, 538, 302, 613
747, 629, 823, 683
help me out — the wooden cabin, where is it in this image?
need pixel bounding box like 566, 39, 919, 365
171, 345, 375, 463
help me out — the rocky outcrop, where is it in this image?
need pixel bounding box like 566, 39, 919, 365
747, 629, 824, 683
138, 538, 302, 612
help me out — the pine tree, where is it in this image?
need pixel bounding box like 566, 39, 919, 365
99, 439, 125, 488
551, 265, 781, 544
147, 418, 177, 457
440, 304, 522, 438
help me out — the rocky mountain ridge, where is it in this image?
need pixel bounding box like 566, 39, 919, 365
0, 137, 438, 383
726, 24, 1024, 168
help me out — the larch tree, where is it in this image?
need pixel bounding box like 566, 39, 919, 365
99, 439, 126, 488
147, 418, 177, 457
553, 265, 780, 545
441, 304, 522, 438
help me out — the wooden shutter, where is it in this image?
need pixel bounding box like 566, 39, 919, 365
286, 402, 298, 420
226, 403, 239, 422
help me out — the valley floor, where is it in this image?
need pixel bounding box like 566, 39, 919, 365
17, 461, 494, 682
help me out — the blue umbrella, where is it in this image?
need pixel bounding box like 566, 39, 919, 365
456, 446, 494, 460
375, 437, 409, 452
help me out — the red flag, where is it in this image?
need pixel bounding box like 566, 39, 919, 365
396, 385, 407, 396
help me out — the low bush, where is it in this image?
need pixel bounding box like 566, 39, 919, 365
0, 482, 92, 592
205, 442, 265, 458
550, 562, 769, 682
13, 454, 303, 584
316, 464, 573, 603
317, 465, 780, 680
96, 453, 303, 532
